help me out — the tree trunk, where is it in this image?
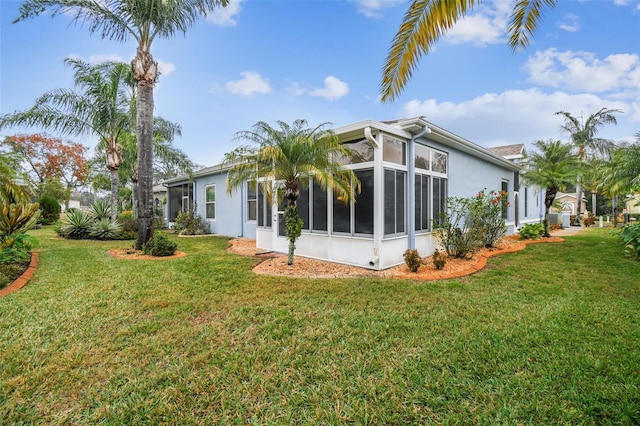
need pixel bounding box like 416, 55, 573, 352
110, 168, 119, 220
591, 192, 597, 216
135, 81, 155, 249
574, 175, 583, 225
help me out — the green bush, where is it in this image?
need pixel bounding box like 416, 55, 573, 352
88, 198, 112, 220
58, 209, 93, 239
37, 195, 61, 225
89, 218, 123, 240
616, 223, 640, 260
470, 189, 509, 248
0, 233, 37, 266
432, 249, 447, 270
143, 231, 177, 257
433, 197, 483, 259
519, 222, 545, 240
174, 206, 209, 235
403, 249, 422, 272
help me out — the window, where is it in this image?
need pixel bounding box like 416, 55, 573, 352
383, 135, 406, 165
247, 181, 257, 221
501, 180, 509, 219
257, 182, 272, 228
312, 179, 327, 232
433, 177, 447, 226
332, 169, 374, 235
415, 174, 430, 231
339, 138, 374, 164
432, 150, 447, 174
384, 169, 406, 235
415, 144, 430, 171
524, 187, 528, 218
205, 185, 216, 219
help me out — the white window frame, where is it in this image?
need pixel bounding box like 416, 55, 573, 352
205, 184, 216, 220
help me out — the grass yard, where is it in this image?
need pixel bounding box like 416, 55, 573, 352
1, 227, 638, 424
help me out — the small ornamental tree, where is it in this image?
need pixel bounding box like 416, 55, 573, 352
470, 189, 510, 248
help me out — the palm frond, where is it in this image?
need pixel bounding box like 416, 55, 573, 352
380, 0, 477, 103
508, 0, 557, 52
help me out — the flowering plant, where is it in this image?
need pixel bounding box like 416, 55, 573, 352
469, 189, 509, 248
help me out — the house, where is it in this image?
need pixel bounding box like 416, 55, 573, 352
551, 192, 587, 216
165, 117, 544, 270
624, 194, 640, 214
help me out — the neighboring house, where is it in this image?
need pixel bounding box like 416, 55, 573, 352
488, 143, 525, 162
625, 194, 640, 214
165, 117, 544, 270
152, 184, 167, 221
551, 192, 587, 216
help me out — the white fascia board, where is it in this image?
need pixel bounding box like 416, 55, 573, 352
333, 119, 412, 141
424, 121, 521, 172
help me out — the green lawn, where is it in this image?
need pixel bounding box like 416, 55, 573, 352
1, 227, 638, 424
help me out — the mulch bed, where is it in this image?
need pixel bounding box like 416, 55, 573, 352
228, 236, 564, 280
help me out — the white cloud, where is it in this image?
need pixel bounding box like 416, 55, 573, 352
309, 76, 350, 101
285, 81, 306, 97
206, 0, 243, 27
225, 71, 272, 96
398, 88, 635, 147
525, 48, 640, 95
556, 13, 580, 32
87, 53, 126, 64
444, 0, 511, 46
351, 0, 403, 18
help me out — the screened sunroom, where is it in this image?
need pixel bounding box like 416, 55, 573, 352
252, 117, 525, 270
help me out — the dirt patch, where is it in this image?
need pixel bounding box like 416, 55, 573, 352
227, 236, 564, 280
107, 248, 187, 260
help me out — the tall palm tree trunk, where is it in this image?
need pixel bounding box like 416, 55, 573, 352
574, 176, 583, 225
135, 81, 154, 249
110, 169, 119, 220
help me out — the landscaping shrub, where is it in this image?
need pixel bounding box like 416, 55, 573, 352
58, 209, 93, 239
583, 215, 595, 227
118, 211, 138, 240
433, 197, 483, 259
143, 231, 177, 257
519, 222, 545, 240
174, 205, 209, 235
403, 249, 422, 272
432, 249, 447, 270
37, 195, 61, 225
470, 189, 509, 248
0, 233, 37, 290
0, 202, 41, 238
88, 198, 112, 220
616, 223, 640, 260
89, 218, 123, 240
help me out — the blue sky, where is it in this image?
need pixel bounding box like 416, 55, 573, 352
1, 0, 639, 169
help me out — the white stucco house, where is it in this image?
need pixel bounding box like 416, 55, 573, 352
164, 117, 545, 270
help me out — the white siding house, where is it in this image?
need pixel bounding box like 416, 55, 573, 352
165, 117, 544, 270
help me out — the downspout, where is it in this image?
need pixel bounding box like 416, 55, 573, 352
408, 125, 431, 250
239, 182, 245, 237
364, 127, 380, 267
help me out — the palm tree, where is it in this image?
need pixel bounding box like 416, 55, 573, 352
225, 119, 360, 265
602, 133, 640, 225
381, 0, 560, 102
555, 108, 621, 225
0, 58, 132, 219
14, 0, 230, 249
522, 139, 577, 236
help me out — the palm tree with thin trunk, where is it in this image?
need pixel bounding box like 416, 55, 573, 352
0, 58, 132, 220
555, 108, 621, 225
522, 139, 577, 236
381, 0, 559, 102
14, 0, 229, 249
225, 119, 360, 265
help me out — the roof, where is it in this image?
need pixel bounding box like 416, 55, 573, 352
488, 144, 525, 160
166, 117, 521, 184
